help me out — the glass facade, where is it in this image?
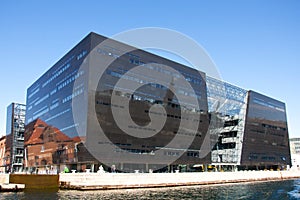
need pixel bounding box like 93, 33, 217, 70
25, 35, 90, 139
6, 104, 13, 135
241, 91, 291, 169
24, 32, 291, 172
83, 34, 214, 172
206, 77, 248, 168
25, 33, 213, 172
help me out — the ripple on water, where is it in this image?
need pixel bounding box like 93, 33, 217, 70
288, 179, 300, 200
0, 179, 299, 200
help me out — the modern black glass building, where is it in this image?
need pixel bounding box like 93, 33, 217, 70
25, 32, 291, 172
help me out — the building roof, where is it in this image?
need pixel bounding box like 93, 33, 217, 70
24, 118, 73, 145
0, 135, 6, 141
72, 136, 86, 143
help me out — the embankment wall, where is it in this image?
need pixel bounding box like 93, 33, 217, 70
59, 170, 300, 190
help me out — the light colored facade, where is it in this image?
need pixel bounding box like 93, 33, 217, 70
290, 138, 300, 168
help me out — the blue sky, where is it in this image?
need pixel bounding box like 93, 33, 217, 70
0, 1, 299, 137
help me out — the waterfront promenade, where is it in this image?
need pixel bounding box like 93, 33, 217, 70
0, 174, 25, 192
1, 170, 300, 191
59, 170, 300, 190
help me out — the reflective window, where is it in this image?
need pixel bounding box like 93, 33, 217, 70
241, 91, 290, 166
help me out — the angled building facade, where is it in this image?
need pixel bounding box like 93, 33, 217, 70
241, 91, 290, 170
25, 32, 291, 172
207, 77, 248, 171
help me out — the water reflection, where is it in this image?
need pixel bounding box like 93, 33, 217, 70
1, 180, 299, 200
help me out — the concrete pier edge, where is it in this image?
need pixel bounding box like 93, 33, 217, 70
59, 170, 300, 191
1, 170, 300, 191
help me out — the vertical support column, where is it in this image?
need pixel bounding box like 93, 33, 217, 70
145, 163, 149, 173
233, 165, 237, 172
168, 165, 171, 173
204, 164, 208, 172
120, 163, 124, 171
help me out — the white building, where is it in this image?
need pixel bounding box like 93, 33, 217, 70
290, 138, 300, 169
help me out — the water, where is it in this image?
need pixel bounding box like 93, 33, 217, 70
1, 179, 300, 200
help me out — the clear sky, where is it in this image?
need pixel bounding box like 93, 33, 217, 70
0, 1, 299, 137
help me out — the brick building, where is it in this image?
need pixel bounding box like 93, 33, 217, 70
24, 119, 76, 173
24, 119, 98, 173
0, 136, 6, 173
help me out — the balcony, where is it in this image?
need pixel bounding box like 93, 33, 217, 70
222, 137, 238, 144
15, 153, 24, 157
12, 162, 23, 166
220, 126, 238, 133
16, 137, 24, 141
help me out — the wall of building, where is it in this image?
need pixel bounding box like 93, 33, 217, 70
241, 91, 291, 168
0, 136, 6, 173
0, 174, 9, 184
25, 34, 91, 139
5, 103, 26, 173
23, 32, 291, 172
206, 76, 248, 166
290, 138, 300, 169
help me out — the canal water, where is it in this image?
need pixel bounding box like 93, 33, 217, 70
1, 179, 300, 200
